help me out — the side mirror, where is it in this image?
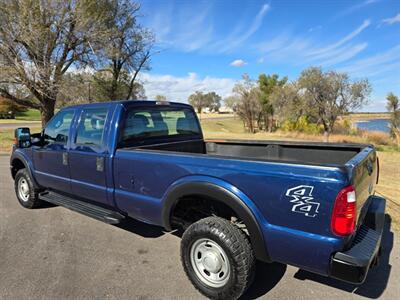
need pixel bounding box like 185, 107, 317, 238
14, 127, 31, 148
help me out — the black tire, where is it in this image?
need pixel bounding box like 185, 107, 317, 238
14, 169, 42, 209
181, 216, 255, 300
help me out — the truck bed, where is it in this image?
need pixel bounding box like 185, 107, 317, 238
130, 139, 367, 166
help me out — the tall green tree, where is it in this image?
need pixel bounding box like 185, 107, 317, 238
0, 0, 108, 125
386, 92, 400, 146
298, 67, 371, 141
188, 91, 207, 113
258, 74, 287, 132
205, 92, 222, 112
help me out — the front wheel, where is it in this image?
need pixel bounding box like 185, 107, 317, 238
14, 169, 42, 209
181, 217, 255, 300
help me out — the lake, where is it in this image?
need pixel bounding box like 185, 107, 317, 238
355, 119, 390, 134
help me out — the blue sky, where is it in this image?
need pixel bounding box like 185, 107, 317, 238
138, 0, 400, 112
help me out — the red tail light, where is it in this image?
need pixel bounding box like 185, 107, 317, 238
331, 186, 356, 236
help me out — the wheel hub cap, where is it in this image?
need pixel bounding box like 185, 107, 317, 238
190, 238, 230, 288
203, 252, 222, 273
18, 178, 30, 202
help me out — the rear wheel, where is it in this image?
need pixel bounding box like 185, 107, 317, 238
181, 217, 255, 300
14, 169, 42, 209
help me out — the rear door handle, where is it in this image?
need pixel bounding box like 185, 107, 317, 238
62, 152, 68, 166
96, 157, 104, 172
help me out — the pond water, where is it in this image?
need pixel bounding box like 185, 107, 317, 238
355, 119, 390, 134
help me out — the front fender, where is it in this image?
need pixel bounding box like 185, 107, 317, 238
161, 175, 271, 262
10, 149, 40, 189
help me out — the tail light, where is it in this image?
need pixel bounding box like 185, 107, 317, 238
331, 186, 356, 236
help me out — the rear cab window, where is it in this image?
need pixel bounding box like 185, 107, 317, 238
120, 106, 201, 146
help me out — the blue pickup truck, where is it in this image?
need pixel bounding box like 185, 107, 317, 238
11, 100, 385, 299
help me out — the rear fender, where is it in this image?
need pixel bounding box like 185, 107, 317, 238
161, 175, 271, 262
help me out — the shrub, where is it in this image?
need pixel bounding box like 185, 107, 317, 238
280, 116, 322, 134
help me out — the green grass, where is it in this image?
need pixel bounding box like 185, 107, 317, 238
15, 109, 41, 121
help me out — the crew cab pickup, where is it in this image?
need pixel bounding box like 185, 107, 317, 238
11, 100, 386, 299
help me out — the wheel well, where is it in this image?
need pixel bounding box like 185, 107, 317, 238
11, 158, 25, 179
171, 196, 246, 233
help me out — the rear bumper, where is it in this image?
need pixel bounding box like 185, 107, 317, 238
329, 196, 386, 284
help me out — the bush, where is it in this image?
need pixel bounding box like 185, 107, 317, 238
281, 116, 322, 134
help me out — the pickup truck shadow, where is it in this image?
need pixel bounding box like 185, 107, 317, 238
293, 214, 393, 299
116, 218, 166, 238
240, 261, 287, 300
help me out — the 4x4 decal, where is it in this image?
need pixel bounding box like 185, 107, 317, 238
285, 185, 320, 217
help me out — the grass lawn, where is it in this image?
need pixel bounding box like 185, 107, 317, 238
15, 109, 41, 121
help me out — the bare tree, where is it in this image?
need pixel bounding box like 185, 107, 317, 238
98, 0, 154, 101
386, 92, 400, 146
224, 95, 240, 112
155, 94, 167, 101
233, 74, 261, 133
0, 0, 108, 126
298, 67, 371, 141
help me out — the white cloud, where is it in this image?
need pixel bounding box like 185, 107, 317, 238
146, 2, 214, 52
257, 20, 370, 67
138, 72, 237, 102
308, 19, 370, 56
147, 3, 270, 54
213, 4, 270, 53
382, 13, 400, 25
230, 59, 248, 67
334, 0, 380, 19
308, 25, 322, 33
337, 45, 400, 78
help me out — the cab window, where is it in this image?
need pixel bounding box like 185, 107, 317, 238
121, 108, 201, 143
75, 108, 108, 147
43, 110, 74, 144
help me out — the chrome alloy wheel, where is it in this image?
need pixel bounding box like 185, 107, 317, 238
190, 238, 231, 288
18, 177, 30, 202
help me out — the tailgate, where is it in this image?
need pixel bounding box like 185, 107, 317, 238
345, 145, 378, 225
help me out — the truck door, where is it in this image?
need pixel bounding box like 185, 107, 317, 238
32, 109, 75, 193
68, 106, 110, 205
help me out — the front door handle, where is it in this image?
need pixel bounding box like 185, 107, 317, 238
62, 152, 68, 166
96, 157, 104, 172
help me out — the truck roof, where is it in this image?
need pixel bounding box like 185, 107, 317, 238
66, 100, 193, 110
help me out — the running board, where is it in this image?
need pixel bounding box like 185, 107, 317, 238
39, 191, 125, 224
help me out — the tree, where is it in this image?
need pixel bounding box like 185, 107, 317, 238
91, 69, 146, 101
298, 67, 371, 142
224, 95, 240, 112
386, 92, 400, 146
205, 92, 221, 112
270, 81, 309, 123
188, 91, 207, 113
0, 96, 27, 118
233, 74, 261, 133
98, 0, 154, 101
155, 94, 167, 101
57, 72, 94, 107
258, 74, 287, 132
0, 0, 108, 126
